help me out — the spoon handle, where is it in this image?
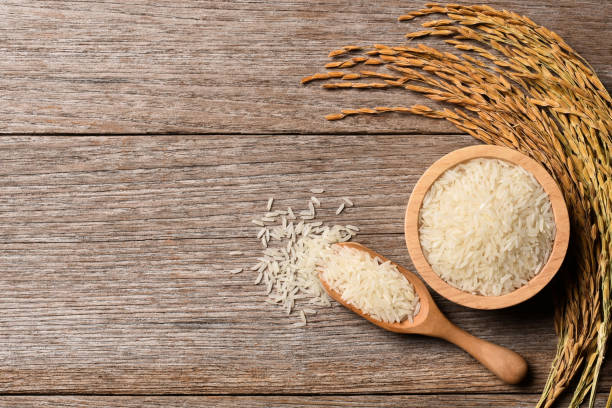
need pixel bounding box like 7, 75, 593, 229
433, 318, 528, 384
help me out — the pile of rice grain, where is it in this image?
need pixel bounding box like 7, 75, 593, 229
249, 191, 358, 326
419, 158, 555, 296
320, 245, 420, 324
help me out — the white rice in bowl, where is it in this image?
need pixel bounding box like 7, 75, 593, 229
418, 158, 555, 296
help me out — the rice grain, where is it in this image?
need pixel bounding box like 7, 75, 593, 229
336, 203, 345, 215
342, 197, 354, 207
249, 190, 359, 325
257, 228, 266, 239
287, 207, 296, 219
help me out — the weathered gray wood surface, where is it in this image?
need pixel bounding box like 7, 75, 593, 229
0, 136, 609, 398
1, 0, 611, 406
0, 0, 610, 134
0, 394, 610, 407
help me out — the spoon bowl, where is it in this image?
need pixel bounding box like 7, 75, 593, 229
319, 242, 433, 334
319, 241, 528, 385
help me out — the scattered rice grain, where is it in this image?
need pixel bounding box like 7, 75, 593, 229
336, 202, 345, 215
257, 228, 266, 239
255, 272, 263, 284
249, 190, 360, 324
308, 201, 316, 215
342, 197, 354, 207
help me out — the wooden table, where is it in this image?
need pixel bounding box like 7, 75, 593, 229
1, 1, 610, 406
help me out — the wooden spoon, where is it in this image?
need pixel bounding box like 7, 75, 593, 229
319, 241, 528, 385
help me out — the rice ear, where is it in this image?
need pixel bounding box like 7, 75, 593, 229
304, 4, 611, 407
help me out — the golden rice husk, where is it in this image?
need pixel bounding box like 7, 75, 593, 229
303, 4, 612, 407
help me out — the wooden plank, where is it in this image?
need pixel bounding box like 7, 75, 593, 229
0, 394, 610, 407
0, 235, 563, 395
0, 134, 477, 243
0, 1, 609, 134
0, 135, 609, 394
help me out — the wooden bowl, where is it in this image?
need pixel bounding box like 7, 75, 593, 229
405, 145, 570, 309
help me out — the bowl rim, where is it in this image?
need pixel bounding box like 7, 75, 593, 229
404, 145, 570, 309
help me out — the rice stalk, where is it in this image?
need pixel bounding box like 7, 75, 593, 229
302, 4, 612, 407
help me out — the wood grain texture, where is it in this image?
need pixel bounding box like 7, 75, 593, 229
2, 0, 611, 403
0, 135, 609, 396
0, 1, 610, 134
0, 394, 610, 407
